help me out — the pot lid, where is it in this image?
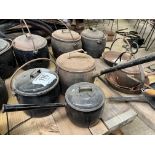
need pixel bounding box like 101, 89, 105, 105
12, 68, 59, 96
12, 33, 47, 51
65, 82, 104, 112
81, 27, 106, 39
56, 51, 95, 72
0, 39, 10, 54
52, 29, 81, 42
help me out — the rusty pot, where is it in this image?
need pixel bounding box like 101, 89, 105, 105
12, 20, 49, 70
51, 29, 82, 58
56, 49, 96, 94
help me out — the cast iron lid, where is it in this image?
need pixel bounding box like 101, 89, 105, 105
12, 68, 59, 96
52, 29, 81, 42
12, 33, 47, 51
81, 27, 106, 40
65, 82, 105, 112
0, 38, 10, 55
56, 51, 95, 72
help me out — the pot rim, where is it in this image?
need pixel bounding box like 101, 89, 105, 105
13, 71, 59, 97
81, 34, 107, 41
51, 34, 81, 42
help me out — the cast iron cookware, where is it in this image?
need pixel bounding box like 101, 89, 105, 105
12, 20, 49, 70
10, 58, 60, 116
3, 82, 105, 127
0, 38, 17, 79
81, 27, 106, 58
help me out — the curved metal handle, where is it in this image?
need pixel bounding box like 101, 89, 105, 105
57, 19, 78, 48
20, 19, 38, 53
110, 38, 123, 51
10, 58, 56, 92
68, 49, 87, 59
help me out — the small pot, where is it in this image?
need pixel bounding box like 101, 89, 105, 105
0, 38, 17, 79
65, 82, 105, 127
10, 58, 60, 116
51, 29, 82, 58
81, 27, 106, 58
12, 20, 49, 70
56, 49, 96, 94
3, 82, 105, 127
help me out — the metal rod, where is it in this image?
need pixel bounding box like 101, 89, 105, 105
95, 52, 155, 77
2, 103, 65, 113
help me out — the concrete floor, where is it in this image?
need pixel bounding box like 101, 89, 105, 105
86, 19, 155, 135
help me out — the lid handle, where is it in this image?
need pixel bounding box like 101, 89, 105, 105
20, 19, 38, 54
68, 49, 87, 59
79, 86, 92, 93
10, 58, 56, 93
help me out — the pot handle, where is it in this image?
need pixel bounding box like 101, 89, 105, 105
20, 19, 38, 54
10, 58, 56, 92
2, 103, 65, 113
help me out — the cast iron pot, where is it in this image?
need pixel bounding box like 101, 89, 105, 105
0, 38, 17, 79
0, 77, 8, 109
10, 58, 60, 117
56, 49, 96, 94
51, 29, 82, 58
81, 27, 106, 58
12, 20, 50, 70
3, 82, 105, 127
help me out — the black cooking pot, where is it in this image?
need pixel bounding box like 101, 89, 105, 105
12, 20, 49, 70
0, 77, 8, 109
0, 38, 17, 79
10, 58, 60, 117
3, 82, 105, 127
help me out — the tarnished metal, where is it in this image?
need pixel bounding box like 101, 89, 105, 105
81, 27, 106, 58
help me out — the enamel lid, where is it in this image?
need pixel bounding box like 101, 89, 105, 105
0, 39, 10, 55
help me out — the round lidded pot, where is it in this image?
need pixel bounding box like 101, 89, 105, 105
56, 49, 96, 94
81, 27, 106, 58
51, 29, 82, 58
0, 38, 17, 79
12, 68, 60, 117
65, 82, 105, 127
12, 33, 50, 70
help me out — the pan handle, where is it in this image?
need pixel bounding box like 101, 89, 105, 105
2, 103, 65, 113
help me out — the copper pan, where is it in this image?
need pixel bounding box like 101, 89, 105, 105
105, 72, 149, 94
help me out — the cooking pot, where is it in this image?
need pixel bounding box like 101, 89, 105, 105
10, 58, 60, 116
81, 27, 106, 58
0, 38, 17, 79
12, 20, 50, 70
51, 28, 82, 58
3, 82, 105, 127
0, 77, 8, 109
56, 49, 96, 94
102, 38, 133, 67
